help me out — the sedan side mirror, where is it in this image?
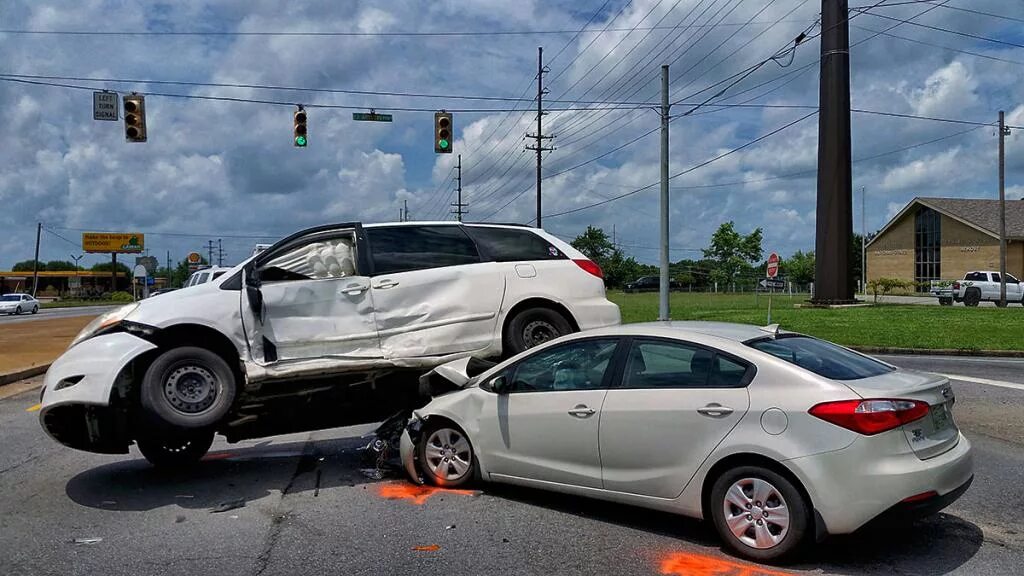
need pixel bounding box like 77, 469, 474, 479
485, 375, 509, 395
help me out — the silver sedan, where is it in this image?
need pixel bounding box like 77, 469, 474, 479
0, 293, 39, 315
400, 321, 973, 562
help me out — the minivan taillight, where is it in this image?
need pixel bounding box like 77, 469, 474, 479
809, 399, 929, 435
573, 259, 604, 279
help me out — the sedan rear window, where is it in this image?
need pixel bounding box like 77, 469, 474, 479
747, 336, 894, 380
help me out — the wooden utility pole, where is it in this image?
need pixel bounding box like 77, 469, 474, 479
659, 64, 671, 321
31, 222, 41, 296
812, 0, 855, 304
526, 47, 554, 227
451, 154, 467, 221
998, 110, 1010, 306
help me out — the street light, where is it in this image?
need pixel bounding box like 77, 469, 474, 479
70, 254, 83, 298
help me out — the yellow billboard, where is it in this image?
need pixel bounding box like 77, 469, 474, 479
82, 232, 145, 254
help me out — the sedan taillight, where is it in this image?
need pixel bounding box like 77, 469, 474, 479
809, 399, 929, 435
573, 259, 604, 279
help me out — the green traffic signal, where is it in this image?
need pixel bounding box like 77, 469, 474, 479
438, 139, 449, 149
295, 135, 307, 147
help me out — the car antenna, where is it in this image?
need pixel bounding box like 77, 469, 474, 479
759, 323, 781, 336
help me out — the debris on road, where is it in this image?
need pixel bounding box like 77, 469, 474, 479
445, 524, 456, 530
209, 499, 246, 513
412, 544, 440, 552
73, 537, 102, 545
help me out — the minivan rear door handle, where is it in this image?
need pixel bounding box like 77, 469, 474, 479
373, 279, 400, 289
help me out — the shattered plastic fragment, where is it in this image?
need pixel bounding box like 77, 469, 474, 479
445, 524, 456, 530
412, 545, 440, 552
210, 499, 246, 513
73, 538, 102, 545
359, 468, 384, 480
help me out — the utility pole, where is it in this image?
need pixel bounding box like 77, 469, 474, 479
998, 110, 1010, 307
451, 154, 467, 221
166, 250, 171, 287
404, 199, 410, 222
812, 0, 854, 304
217, 238, 224, 267
861, 186, 866, 295
659, 64, 671, 321
526, 46, 554, 228
207, 240, 215, 267
31, 222, 41, 297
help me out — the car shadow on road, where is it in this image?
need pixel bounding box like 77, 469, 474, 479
65, 435, 397, 512
478, 483, 983, 574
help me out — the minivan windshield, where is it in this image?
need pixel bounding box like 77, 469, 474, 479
747, 335, 894, 380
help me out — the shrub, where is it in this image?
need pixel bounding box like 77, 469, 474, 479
867, 277, 913, 303
109, 291, 134, 302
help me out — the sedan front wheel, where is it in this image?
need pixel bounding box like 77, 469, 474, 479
418, 422, 475, 488
710, 466, 811, 562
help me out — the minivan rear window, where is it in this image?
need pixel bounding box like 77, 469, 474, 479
747, 336, 894, 380
465, 226, 565, 262
367, 225, 480, 274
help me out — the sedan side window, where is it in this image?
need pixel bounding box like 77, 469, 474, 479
624, 340, 712, 388
508, 338, 619, 392
261, 234, 358, 282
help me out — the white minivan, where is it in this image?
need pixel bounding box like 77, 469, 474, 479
39, 221, 620, 466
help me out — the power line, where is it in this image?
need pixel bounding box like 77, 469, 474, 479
850, 24, 1024, 66
863, 1, 1024, 25
852, 7, 1024, 49
0, 21, 817, 38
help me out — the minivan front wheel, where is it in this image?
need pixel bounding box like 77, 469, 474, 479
505, 307, 573, 355
137, 429, 215, 468
140, 347, 237, 430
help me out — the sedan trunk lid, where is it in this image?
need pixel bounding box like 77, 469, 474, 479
840, 369, 959, 459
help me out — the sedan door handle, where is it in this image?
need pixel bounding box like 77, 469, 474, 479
373, 279, 400, 289
567, 404, 596, 418
697, 403, 734, 417
340, 282, 368, 296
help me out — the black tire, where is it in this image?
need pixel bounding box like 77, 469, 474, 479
140, 346, 237, 431
137, 429, 215, 468
939, 298, 953, 306
709, 465, 811, 563
504, 307, 574, 356
14, 306, 22, 315
417, 421, 476, 488
31, 305, 38, 314
963, 289, 981, 307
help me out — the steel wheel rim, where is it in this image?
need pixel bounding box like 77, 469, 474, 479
164, 364, 219, 415
523, 319, 557, 348
424, 428, 472, 482
722, 477, 790, 550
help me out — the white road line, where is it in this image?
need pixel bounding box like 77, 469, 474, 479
940, 373, 1024, 392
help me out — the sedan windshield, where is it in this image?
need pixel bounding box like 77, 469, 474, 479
747, 335, 894, 380
1, 295, 21, 301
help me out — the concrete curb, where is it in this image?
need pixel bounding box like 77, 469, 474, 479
0, 364, 50, 387
850, 346, 1024, 358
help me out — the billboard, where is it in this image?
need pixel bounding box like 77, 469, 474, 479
82, 232, 145, 254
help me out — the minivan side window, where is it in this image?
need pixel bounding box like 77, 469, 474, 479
262, 233, 358, 282
464, 226, 565, 262
367, 226, 480, 274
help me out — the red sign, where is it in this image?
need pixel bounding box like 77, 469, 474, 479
766, 252, 780, 278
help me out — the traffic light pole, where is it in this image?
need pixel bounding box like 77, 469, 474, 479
659, 65, 670, 322
526, 46, 554, 228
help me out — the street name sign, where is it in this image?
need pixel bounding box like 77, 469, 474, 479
93, 91, 118, 121
352, 112, 393, 122
766, 252, 780, 278
760, 278, 786, 290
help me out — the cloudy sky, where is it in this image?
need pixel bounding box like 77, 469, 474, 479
1, 0, 1022, 270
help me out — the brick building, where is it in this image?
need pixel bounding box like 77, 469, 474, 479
866, 197, 1024, 289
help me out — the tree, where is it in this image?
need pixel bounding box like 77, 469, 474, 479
702, 222, 763, 286
11, 260, 42, 272
569, 226, 655, 289
91, 262, 131, 274
785, 250, 815, 286
45, 260, 79, 271
570, 226, 614, 261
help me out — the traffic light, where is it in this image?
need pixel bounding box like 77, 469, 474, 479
293, 106, 307, 147
123, 94, 147, 143
434, 111, 452, 153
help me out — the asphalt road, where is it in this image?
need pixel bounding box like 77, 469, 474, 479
1, 355, 1022, 576
0, 305, 117, 325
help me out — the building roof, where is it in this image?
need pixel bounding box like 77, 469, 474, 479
867, 197, 1024, 246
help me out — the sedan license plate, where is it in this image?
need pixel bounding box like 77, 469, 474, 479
931, 402, 952, 430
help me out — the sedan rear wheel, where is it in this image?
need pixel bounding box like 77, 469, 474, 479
418, 423, 475, 488
710, 466, 810, 562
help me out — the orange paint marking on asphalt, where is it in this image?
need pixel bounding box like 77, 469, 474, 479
376, 481, 474, 505
659, 552, 794, 576
412, 544, 441, 552
26, 403, 42, 412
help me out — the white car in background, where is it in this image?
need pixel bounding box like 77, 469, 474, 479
39, 221, 620, 467
0, 293, 39, 315
401, 321, 973, 562
183, 266, 231, 288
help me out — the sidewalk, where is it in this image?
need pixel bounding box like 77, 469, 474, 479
0, 316, 96, 385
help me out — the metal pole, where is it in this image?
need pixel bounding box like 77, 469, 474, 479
812, 0, 854, 304
31, 222, 41, 296
454, 154, 464, 222
659, 64, 670, 321
861, 186, 866, 296
218, 238, 223, 267
999, 110, 1008, 307
536, 47, 543, 228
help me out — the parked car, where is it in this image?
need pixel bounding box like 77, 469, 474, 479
952, 270, 1024, 306
39, 221, 620, 467
147, 288, 179, 298
624, 275, 681, 293
929, 280, 954, 306
401, 321, 973, 562
0, 293, 39, 315
183, 266, 230, 288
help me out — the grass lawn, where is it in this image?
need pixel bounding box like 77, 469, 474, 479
41, 299, 125, 309
608, 291, 1024, 351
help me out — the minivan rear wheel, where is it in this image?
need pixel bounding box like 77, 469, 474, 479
505, 307, 573, 356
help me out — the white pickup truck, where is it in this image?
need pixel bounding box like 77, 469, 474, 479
952, 270, 1024, 306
